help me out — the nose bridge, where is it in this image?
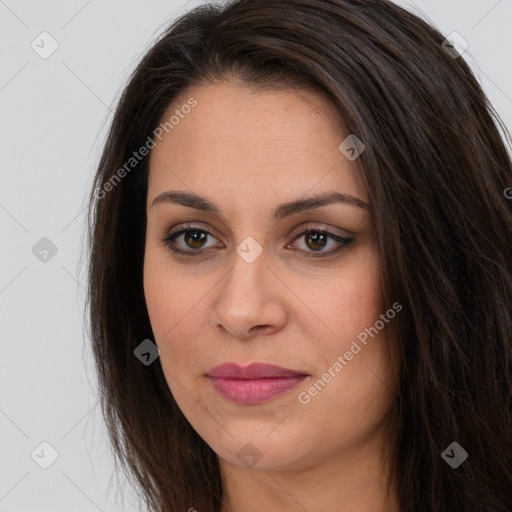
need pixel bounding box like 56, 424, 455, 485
223, 237, 269, 304
211, 236, 286, 337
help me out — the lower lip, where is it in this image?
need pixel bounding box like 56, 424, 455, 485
208, 376, 308, 404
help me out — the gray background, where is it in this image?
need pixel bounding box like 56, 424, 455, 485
1, 1, 511, 510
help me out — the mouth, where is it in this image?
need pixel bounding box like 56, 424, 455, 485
206, 362, 309, 404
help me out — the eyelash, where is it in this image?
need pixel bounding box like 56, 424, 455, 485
158, 223, 353, 259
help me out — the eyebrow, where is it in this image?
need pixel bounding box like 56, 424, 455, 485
150, 190, 369, 220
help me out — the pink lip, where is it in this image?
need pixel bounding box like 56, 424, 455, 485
206, 363, 309, 404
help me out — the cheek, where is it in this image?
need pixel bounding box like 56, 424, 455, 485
337, 269, 382, 342
143, 248, 181, 359
296, 264, 397, 453
301, 246, 392, 397
143, 266, 212, 422
143, 257, 171, 338
144, 242, 195, 334
143, 250, 211, 375
301, 245, 383, 347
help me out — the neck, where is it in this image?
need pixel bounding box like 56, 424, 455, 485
218, 432, 399, 512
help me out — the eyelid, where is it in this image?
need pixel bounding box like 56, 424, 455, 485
166, 221, 352, 241
161, 223, 224, 251
289, 222, 353, 239
167, 222, 220, 239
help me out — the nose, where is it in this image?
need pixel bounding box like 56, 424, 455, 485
210, 244, 288, 339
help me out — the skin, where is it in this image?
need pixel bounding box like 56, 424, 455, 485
143, 81, 400, 512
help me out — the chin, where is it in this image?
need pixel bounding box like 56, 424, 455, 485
209, 430, 313, 471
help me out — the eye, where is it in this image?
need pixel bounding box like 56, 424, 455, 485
288, 228, 353, 258
158, 224, 222, 256
158, 224, 353, 258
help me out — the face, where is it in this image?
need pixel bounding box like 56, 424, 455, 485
143, 81, 398, 472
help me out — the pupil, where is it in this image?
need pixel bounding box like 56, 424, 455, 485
307, 232, 326, 251
185, 231, 206, 248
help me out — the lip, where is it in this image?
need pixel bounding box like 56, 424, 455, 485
206, 363, 309, 404
207, 362, 308, 379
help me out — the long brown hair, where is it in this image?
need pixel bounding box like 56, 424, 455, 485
85, 1, 512, 510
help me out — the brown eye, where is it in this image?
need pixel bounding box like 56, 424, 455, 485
159, 225, 352, 258
160, 226, 222, 256
290, 229, 353, 258
182, 230, 208, 249
304, 231, 328, 251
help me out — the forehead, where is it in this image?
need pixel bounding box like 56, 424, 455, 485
147, 81, 367, 208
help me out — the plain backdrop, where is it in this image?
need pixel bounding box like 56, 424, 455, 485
1, 1, 511, 510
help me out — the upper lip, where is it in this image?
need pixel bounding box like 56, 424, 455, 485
207, 362, 309, 379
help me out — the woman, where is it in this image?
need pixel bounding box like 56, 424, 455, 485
86, 0, 512, 511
